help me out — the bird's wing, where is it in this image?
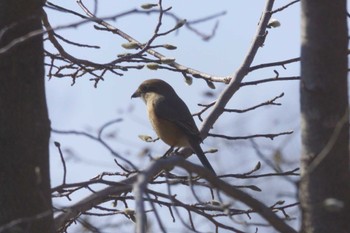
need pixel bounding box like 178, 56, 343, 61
153, 96, 201, 141
154, 95, 216, 175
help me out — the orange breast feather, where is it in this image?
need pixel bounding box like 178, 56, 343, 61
147, 103, 189, 147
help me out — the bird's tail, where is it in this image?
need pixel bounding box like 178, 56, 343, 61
189, 138, 216, 175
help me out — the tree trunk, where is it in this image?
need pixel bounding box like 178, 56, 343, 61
0, 1, 53, 232
300, 0, 350, 232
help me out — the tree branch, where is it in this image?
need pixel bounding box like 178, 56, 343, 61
200, 0, 276, 137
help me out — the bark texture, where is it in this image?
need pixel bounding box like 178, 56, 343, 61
0, 1, 53, 232
300, 0, 350, 232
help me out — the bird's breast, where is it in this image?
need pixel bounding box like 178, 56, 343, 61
147, 102, 189, 147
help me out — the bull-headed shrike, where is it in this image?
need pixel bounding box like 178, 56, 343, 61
131, 79, 216, 175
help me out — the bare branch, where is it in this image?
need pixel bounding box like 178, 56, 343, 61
271, 0, 300, 14
224, 93, 284, 113
51, 128, 137, 170
208, 131, 293, 141
220, 168, 300, 179
249, 57, 300, 72
240, 76, 300, 86
200, 0, 276, 138
54, 141, 67, 185
74, 0, 229, 83
53, 32, 100, 49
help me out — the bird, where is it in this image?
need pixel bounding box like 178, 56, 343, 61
131, 79, 216, 175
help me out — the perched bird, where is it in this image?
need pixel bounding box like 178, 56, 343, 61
131, 79, 216, 175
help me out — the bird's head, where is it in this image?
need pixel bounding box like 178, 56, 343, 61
131, 79, 176, 102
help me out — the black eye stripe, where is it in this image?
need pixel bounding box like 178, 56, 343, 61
142, 85, 156, 92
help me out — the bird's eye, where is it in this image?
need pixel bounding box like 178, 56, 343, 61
142, 85, 155, 93
142, 85, 149, 92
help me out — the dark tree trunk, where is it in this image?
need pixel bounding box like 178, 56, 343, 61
0, 1, 53, 232
300, 0, 350, 232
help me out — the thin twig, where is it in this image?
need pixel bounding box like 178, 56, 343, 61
54, 141, 67, 185
224, 93, 284, 113
220, 168, 300, 179
271, 0, 300, 14
51, 128, 137, 170
249, 57, 300, 72
208, 131, 293, 141
240, 76, 300, 86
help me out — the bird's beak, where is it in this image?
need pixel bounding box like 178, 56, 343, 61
131, 89, 141, 99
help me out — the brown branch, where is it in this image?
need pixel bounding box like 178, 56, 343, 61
145, 192, 167, 232
271, 0, 300, 14
187, 20, 220, 41
194, 93, 283, 121
240, 76, 300, 86
54, 141, 67, 185
51, 128, 137, 171
53, 154, 297, 233
249, 57, 300, 72
46, 1, 88, 19
75, 0, 229, 83
52, 178, 121, 195
148, 186, 246, 232
42, 10, 106, 68
193, 101, 216, 121
224, 92, 284, 113
53, 32, 100, 49
208, 131, 293, 140
135, 156, 297, 233
54, 180, 134, 231
199, 0, 276, 138
220, 168, 300, 179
